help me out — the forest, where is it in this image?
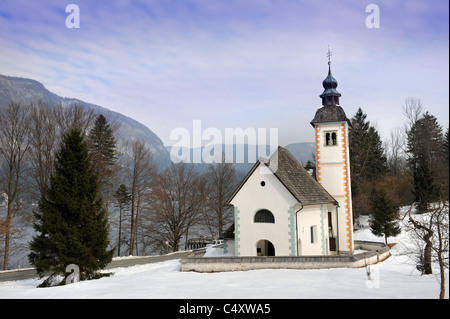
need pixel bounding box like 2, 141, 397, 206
0, 98, 448, 276
0, 101, 239, 273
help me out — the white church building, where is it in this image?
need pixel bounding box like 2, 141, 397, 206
224, 60, 354, 257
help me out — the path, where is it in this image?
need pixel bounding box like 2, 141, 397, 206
0, 251, 190, 282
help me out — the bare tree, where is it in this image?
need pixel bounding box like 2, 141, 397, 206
385, 126, 407, 177
434, 202, 449, 299
203, 154, 238, 238
126, 139, 157, 255
407, 202, 449, 299
27, 101, 59, 200
150, 162, 205, 252
402, 97, 423, 133
112, 184, 131, 256
53, 103, 97, 137
0, 102, 31, 270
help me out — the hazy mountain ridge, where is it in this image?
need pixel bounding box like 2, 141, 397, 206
1, 74, 314, 171
166, 142, 315, 173
0, 74, 170, 166
283, 142, 315, 165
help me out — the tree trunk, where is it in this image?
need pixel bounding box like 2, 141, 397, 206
436, 213, 446, 299
129, 192, 136, 255
438, 256, 446, 299
118, 206, 122, 256
2, 216, 11, 270
408, 204, 434, 275
422, 238, 433, 275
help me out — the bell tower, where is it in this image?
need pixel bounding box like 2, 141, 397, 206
310, 49, 354, 253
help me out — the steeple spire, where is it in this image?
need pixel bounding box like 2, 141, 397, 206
327, 45, 332, 65
320, 46, 341, 106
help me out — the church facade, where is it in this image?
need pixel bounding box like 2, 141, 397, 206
224, 60, 354, 256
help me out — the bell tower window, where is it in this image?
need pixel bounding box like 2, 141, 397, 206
325, 131, 338, 146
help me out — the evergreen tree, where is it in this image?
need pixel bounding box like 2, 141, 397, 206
304, 160, 316, 180
29, 128, 114, 287
443, 127, 449, 200
88, 114, 117, 201
369, 187, 401, 244
113, 184, 131, 256
444, 127, 449, 163
349, 108, 387, 218
412, 151, 439, 212
406, 112, 443, 211
349, 108, 387, 184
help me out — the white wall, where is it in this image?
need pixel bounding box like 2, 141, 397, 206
315, 121, 354, 253
231, 163, 297, 257
296, 205, 327, 256
231, 162, 334, 257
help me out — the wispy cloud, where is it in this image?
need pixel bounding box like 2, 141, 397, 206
1, 0, 448, 145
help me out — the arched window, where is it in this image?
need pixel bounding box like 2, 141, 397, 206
331, 132, 337, 145
325, 131, 338, 146
254, 209, 275, 223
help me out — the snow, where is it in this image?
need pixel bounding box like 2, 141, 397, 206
203, 244, 234, 257
0, 207, 448, 299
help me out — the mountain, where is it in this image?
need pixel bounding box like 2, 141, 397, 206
284, 142, 315, 165
0, 74, 316, 171
167, 142, 315, 174
0, 74, 170, 167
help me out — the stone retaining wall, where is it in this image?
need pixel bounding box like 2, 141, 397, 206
180, 240, 390, 272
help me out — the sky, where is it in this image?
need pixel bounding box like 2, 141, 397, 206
0, 0, 448, 147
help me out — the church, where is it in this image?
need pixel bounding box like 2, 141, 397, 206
224, 59, 354, 257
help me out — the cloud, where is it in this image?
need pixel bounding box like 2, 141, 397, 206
1, 0, 448, 146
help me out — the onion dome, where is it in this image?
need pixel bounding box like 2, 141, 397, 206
310, 60, 350, 127
320, 62, 341, 107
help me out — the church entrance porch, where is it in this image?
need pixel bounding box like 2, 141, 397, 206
256, 239, 275, 256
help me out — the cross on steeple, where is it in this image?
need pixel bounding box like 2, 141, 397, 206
319, 45, 341, 107
327, 45, 332, 65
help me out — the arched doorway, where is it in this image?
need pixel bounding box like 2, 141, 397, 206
256, 239, 275, 256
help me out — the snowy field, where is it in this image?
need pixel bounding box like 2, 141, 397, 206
0, 209, 448, 299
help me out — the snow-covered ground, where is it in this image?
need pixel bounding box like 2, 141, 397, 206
0, 208, 448, 299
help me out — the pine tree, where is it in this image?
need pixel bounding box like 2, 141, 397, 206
369, 187, 401, 244
349, 108, 387, 184
444, 127, 449, 163
29, 128, 114, 287
88, 114, 117, 201
406, 112, 443, 211
412, 151, 439, 212
349, 108, 387, 218
441, 127, 449, 201
113, 184, 131, 256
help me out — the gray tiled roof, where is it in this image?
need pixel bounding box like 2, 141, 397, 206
227, 146, 337, 206
267, 147, 337, 206
310, 105, 349, 127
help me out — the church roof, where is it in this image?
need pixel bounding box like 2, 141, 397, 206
269, 147, 338, 205
227, 147, 338, 206
310, 62, 350, 127
320, 64, 341, 100
310, 104, 350, 127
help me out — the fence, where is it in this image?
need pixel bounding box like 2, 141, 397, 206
180, 240, 390, 272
